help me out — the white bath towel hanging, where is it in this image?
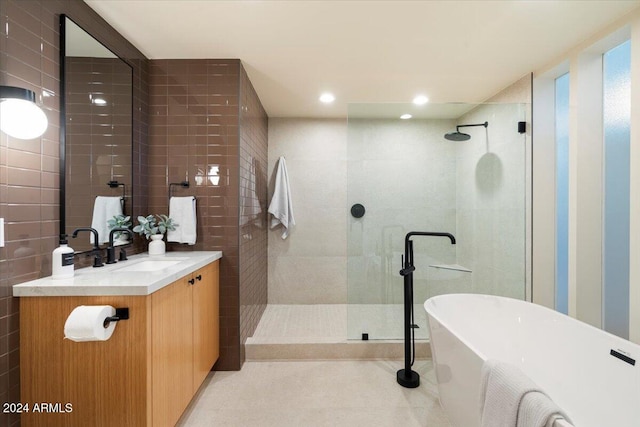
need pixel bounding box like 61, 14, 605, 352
268, 156, 295, 239
167, 196, 197, 245
91, 196, 123, 244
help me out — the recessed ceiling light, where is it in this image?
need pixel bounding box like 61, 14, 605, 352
413, 95, 429, 105
92, 98, 107, 105
319, 93, 335, 104
400, 114, 412, 120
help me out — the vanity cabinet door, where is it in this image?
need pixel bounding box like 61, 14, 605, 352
151, 275, 194, 427
192, 260, 220, 392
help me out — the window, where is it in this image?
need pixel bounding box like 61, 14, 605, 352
555, 73, 570, 315
602, 39, 631, 339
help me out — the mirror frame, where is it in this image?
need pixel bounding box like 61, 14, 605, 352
59, 14, 134, 251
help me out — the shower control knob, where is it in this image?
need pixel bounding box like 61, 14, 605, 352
351, 203, 365, 218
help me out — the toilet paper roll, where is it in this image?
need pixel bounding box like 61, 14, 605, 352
64, 305, 117, 342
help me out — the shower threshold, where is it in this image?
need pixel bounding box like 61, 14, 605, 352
245, 304, 431, 361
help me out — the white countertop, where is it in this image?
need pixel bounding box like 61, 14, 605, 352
12, 251, 222, 297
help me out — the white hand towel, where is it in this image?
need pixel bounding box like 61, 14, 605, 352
167, 196, 197, 245
91, 196, 123, 244
268, 156, 295, 239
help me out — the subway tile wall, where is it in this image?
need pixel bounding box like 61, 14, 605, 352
0, 1, 148, 425
148, 59, 268, 370
1, 5, 267, 423
238, 66, 268, 363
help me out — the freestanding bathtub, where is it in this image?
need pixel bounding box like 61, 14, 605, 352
425, 293, 640, 427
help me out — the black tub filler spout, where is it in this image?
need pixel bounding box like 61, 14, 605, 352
397, 231, 456, 389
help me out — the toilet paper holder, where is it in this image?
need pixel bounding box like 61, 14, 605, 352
103, 307, 129, 328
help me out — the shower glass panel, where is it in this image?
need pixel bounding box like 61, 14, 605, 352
347, 102, 527, 340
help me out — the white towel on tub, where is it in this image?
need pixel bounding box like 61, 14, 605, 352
268, 156, 295, 239
479, 359, 572, 427
517, 390, 572, 427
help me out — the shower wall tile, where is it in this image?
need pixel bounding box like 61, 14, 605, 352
268, 256, 347, 304
267, 119, 348, 304
0, 0, 149, 425
455, 95, 529, 301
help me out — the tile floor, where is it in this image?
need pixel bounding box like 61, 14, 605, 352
178, 359, 451, 427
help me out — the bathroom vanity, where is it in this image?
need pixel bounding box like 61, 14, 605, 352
13, 251, 222, 427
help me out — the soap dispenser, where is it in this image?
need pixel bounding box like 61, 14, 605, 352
52, 234, 74, 279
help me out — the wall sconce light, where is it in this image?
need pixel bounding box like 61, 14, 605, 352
0, 86, 48, 139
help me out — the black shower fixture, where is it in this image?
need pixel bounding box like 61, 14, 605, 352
444, 121, 489, 141
518, 121, 527, 134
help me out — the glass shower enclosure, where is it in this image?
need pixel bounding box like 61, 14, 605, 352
347, 102, 527, 340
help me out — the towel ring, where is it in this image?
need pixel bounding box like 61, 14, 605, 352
108, 181, 126, 214
169, 181, 190, 204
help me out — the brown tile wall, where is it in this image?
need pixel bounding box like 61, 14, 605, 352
149, 59, 247, 370
65, 57, 133, 252
238, 66, 268, 363
0, 0, 148, 425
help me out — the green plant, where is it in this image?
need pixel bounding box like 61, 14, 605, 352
133, 214, 178, 240
107, 214, 132, 239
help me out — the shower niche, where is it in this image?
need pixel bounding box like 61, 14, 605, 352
346, 102, 528, 340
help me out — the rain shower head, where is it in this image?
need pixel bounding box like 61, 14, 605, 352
444, 131, 471, 141
444, 121, 488, 141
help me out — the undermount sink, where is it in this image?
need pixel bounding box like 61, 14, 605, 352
114, 259, 183, 272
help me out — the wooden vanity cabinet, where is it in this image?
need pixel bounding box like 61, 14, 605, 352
151, 262, 220, 427
20, 259, 220, 427
191, 261, 220, 391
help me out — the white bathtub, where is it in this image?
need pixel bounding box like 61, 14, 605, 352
424, 293, 640, 427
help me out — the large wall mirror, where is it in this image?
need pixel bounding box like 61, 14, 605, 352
60, 15, 133, 253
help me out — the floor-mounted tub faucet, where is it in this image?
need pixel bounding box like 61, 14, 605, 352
106, 228, 134, 264
397, 231, 456, 389
71, 227, 104, 267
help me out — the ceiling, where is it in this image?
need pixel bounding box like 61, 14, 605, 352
84, 0, 640, 118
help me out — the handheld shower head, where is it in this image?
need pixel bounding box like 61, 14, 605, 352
444, 121, 488, 141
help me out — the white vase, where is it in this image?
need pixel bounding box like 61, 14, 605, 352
148, 234, 166, 255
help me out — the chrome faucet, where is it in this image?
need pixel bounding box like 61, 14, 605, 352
106, 228, 134, 264
71, 227, 104, 267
